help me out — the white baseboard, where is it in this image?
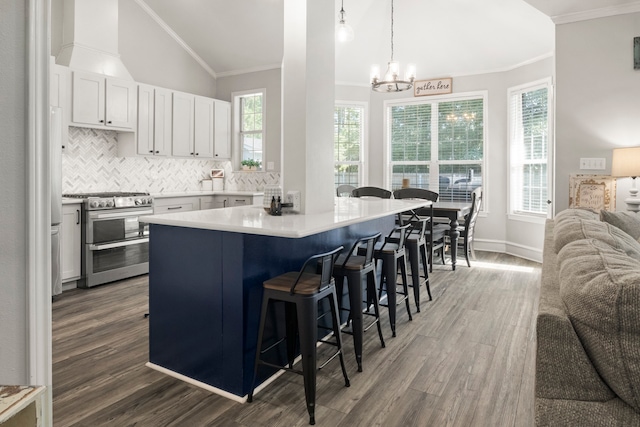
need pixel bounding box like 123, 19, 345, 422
474, 239, 542, 263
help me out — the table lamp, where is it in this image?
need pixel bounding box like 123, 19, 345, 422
611, 146, 640, 212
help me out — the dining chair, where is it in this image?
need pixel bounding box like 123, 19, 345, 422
393, 188, 447, 272
446, 187, 483, 267
352, 186, 392, 199
336, 184, 356, 197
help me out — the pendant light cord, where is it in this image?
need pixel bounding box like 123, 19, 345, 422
390, 0, 395, 61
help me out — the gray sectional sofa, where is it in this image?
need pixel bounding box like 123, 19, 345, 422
536, 208, 640, 426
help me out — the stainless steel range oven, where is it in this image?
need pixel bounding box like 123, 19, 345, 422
63, 192, 154, 288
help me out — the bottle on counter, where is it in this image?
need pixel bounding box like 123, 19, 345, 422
276, 196, 282, 215
270, 196, 276, 215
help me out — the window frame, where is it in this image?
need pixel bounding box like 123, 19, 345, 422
507, 78, 554, 222
383, 91, 488, 209
334, 100, 368, 188
232, 88, 266, 171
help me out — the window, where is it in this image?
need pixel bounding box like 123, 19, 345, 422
238, 91, 264, 170
508, 79, 552, 216
334, 102, 366, 188
386, 93, 485, 203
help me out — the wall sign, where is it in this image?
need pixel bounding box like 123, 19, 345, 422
413, 78, 453, 97
569, 174, 616, 211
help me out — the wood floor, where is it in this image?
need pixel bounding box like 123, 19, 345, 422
52, 251, 540, 427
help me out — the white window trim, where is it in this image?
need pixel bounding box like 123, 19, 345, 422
231, 88, 266, 171
507, 77, 554, 220
382, 90, 488, 210
335, 100, 369, 186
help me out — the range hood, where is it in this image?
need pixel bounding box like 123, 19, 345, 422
56, 0, 133, 81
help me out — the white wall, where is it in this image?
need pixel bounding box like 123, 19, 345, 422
0, 1, 28, 383
50, 0, 217, 97
216, 69, 282, 172
556, 12, 640, 212
337, 57, 554, 261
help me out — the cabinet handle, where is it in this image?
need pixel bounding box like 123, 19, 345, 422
167, 206, 183, 210
215, 154, 218, 157
99, 119, 104, 123
223, 200, 227, 207
190, 152, 194, 155
195, 153, 199, 156
149, 150, 154, 153
107, 121, 112, 124
155, 151, 159, 154
76, 209, 80, 224
235, 199, 245, 203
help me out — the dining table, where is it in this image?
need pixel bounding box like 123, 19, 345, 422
417, 200, 472, 271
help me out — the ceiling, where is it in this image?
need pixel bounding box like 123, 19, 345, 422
139, 0, 639, 85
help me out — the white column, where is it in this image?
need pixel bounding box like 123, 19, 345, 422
281, 0, 335, 214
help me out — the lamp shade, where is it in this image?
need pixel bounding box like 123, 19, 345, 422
611, 147, 640, 177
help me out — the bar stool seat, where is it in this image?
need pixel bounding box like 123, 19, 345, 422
248, 246, 349, 426
333, 233, 385, 373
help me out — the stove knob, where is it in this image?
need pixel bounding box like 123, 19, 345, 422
106, 200, 114, 207
99, 201, 106, 208
90, 200, 99, 208
134, 198, 142, 205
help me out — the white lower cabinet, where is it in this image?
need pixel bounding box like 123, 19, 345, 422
153, 197, 199, 214
61, 204, 82, 282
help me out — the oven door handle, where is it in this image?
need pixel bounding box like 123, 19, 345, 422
89, 209, 153, 220
89, 238, 149, 251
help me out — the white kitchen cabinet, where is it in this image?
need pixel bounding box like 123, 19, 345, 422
194, 96, 215, 158
137, 84, 170, 156
71, 70, 136, 130
61, 204, 81, 282
199, 196, 218, 210
153, 196, 199, 214
172, 91, 195, 157
172, 92, 214, 159
214, 100, 231, 159
212, 194, 263, 208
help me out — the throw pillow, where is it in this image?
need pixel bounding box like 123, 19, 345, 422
600, 210, 640, 241
555, 208, 599, 225
558, 239, 640, 412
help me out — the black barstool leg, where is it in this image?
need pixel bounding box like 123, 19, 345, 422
420, 243, 432, 301
346, 272, 363, 372
407, 242, 421, 312
381, 254, 397, 337
296, 297, 318, 425
328, 289, 350, 387
398, 255, 412, 321
248, 293, 271, 403
284, 302, 297, 369
367, 269, 385, 348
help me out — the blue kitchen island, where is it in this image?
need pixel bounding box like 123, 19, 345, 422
139, 197, 429, 402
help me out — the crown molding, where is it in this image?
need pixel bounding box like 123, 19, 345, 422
552, 2, 640, 24
216, 63, 282, 78
133, 0, 217, 79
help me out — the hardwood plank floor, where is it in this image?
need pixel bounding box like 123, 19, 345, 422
52, 251, 540, 427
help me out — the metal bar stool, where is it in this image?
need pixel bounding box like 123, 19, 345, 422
395, 213, 432, 311
373, 223, 413, 337
332, 233, 385, 372
248, 246, 349, 426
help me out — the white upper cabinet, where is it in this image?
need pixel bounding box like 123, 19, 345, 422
214, 100, 231, 159
172, 92, 215, 159
172, 91, 195, 157
194, 96, 215, 158
71, 70, 136, 130
137, 84, 170, 156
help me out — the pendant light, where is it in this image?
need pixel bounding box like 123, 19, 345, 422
336, 0, 354, 43
370, 0, 416, 92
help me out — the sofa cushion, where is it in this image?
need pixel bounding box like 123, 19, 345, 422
558, 239, 640, 412
601, 210, 640, 241
555, 208, 599, 225
553, 218, 640, 261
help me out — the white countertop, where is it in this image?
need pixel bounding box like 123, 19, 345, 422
151, 191, 263, 199
62, 197, 82, 205
140, 197, 431, 238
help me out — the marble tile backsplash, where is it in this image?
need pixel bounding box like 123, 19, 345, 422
62, 127, 280, 194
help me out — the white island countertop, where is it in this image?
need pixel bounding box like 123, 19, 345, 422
140, 197, 431, 238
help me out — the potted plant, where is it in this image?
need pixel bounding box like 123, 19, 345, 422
241, 159, 261, 171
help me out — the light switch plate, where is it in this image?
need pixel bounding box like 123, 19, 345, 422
267, 162, 275, 171
579, 158, 606, 170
